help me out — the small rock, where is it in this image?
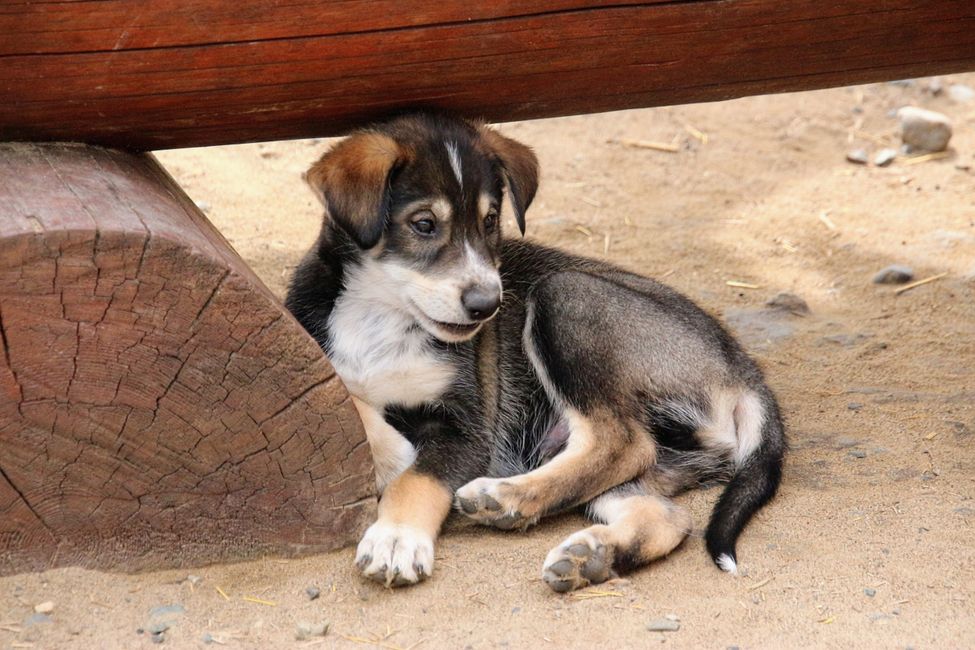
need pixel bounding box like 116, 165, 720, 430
897, 106, 952, 152
647, 619, 681, 632
185, 575, 203, 587
865, 588, 877, 597
926, 77, 943, 96
665, 613, 680, 622
305, 586, 321, 601
948, 84, 975, 104
847, 402, 863, 411
765, 292, 810, 316
194, 199, 211, 213
295, 621, 330, 640
846, 148, 869, 165
202, 633, 215, 645
34, 601, 55, 614
151, 632, 166, 644
848, 449, 867, 459
873, 265, 914, 285
874, 148, 897, 167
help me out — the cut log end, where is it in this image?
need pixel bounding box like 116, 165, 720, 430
0, 143, 375, 575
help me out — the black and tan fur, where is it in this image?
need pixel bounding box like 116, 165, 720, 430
286, 113, 785, 591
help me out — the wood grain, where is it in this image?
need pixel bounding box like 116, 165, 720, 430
1, 0, 973, 150
0, 143, 376, 574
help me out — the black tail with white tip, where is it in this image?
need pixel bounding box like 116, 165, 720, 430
704, 400, 785, 575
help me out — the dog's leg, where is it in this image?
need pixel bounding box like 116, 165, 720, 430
352, 397, 416, 494
455, 408, 655, 529
541, 482, 691, 592
355, 468, 453, 587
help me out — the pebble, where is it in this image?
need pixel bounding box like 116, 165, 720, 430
847, 402, 863, 411
306, 586, 321, 600
846, 148, 869, 165
874, 148, 897, 167
194, 199, 211, 213
873, 265, 914, 285
647, 619, 681, 632
765, 292, 810, 316
185, 575, 203, 587
34, 601, 55, 614
848, 450, 867, 459
151, 632, 166, 644
202, 633, 215, 644
948, 84, 975, 104
865, 588, 877, 597
148, 622, 171, 635
897, 106, 953, 152
295, 621, 330, 640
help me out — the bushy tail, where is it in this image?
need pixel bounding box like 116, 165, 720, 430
705, 403, 785, 574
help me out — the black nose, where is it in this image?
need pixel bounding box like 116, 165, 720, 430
461, 285, 501, 321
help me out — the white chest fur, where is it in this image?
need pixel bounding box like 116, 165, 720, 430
327, 266, 457, 409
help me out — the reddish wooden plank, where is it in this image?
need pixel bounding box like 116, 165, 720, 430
0, 0, 673, 54
0, 0, 972, 150
0, 143, 375, 574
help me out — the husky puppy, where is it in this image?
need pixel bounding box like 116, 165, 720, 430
285, 113, 785, 592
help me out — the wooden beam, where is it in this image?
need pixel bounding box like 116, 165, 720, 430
0, 143, 375, 574
1, 0, 973, 150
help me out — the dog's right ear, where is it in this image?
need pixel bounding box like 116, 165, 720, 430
304, 132, 403, 249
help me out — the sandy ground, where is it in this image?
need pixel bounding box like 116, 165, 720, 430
3, 75, 975, 649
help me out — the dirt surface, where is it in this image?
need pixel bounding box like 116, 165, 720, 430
3, 75, 974, 649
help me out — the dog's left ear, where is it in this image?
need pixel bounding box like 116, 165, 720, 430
479, 126, 539, 236
304, 131, 403, 249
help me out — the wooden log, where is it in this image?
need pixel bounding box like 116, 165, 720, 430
2, 0, 974, 150
0, 143, 375, 574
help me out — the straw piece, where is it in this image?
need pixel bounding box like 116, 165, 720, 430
893, 272, 948, 295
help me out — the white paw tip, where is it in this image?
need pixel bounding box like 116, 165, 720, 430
716, 553, 738, 575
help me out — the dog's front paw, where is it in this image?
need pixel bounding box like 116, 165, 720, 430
355, 522, 434, 587
455, 477, 537, 530
542, 528, 615, 592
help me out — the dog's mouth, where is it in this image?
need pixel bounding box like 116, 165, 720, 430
409, 302, 484, 342
431, 320, 481, 337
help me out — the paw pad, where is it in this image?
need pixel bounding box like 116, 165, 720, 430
542, 538, 614, 592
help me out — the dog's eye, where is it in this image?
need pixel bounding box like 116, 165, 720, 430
409, 212, 437, 236
484, 211, 499, 233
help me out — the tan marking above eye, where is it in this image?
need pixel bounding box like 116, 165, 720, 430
478, 193, 493, 219
430, 197, 452, 221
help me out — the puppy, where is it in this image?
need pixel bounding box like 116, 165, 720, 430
286, 113, 785, 592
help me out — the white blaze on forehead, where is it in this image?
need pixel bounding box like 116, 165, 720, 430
446, 141, 463, 188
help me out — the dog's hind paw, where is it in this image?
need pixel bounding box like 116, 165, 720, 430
542, 530, 615, 592
355, 522, 434, 588
455, 477, 536, 530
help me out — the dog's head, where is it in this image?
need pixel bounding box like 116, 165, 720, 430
306, 113, 538, 343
